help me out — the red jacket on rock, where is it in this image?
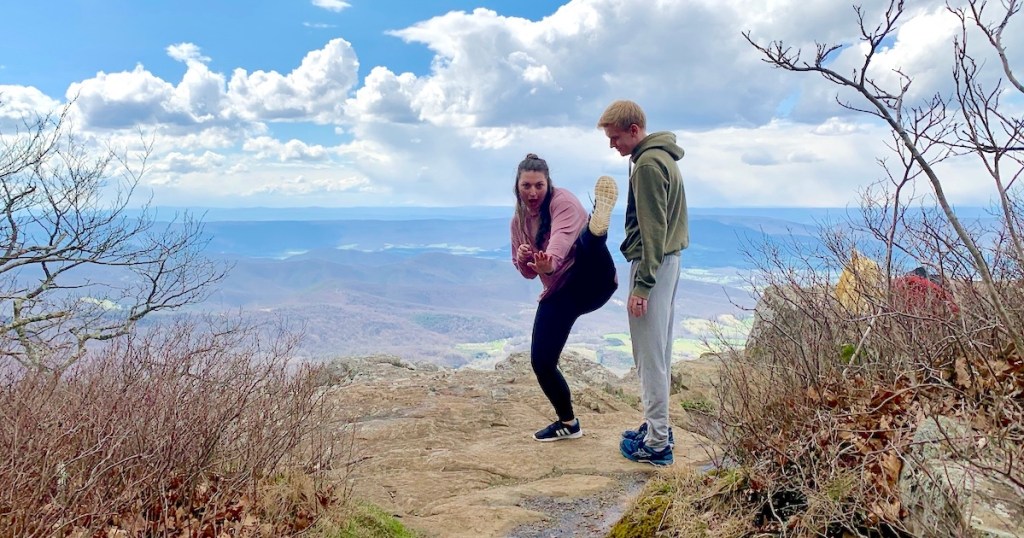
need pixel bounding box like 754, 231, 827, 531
891, 274, 959, 316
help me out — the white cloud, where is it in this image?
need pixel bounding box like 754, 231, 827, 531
0, 85, 61, 122
154, 151, 226, 174
244, 174, 370, 196
65, 38, 359, 132
64, 43, 239, 133
377, 1, 795, 129
242, 136, 331, 162
471, 127, 517, 150
172, 61, 228, 122
68, 65, 183, 128
166, 43, 211, 64
345, 66, 421, 123
683, 120, 893, 207
312, 0, 351, 12
145, 160, 375, 205
801, 6, 964, 113
227, 38, 359, 123
813, 117, 867, 136
4, 0, 1014, 209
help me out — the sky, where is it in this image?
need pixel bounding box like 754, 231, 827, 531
0, 0, 1021, 209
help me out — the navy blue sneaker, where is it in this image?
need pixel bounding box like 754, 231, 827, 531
621, 422, 674, 446
620, 436, 674, 466
534, 419, 582, 442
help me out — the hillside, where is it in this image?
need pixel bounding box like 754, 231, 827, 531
183, 252, 754, 366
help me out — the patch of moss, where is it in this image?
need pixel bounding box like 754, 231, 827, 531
705, 467, 747, 493
679, 398, 716, 414
608, 491, 672, 538
612, 469, 757, 537
331, 502, 417, 538
824, 472, 857, 502
603, 383, 641, 409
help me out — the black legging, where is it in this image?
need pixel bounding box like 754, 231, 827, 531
531, 228, 618, 422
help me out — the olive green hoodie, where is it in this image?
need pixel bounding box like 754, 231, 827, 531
621, 131, 688, 299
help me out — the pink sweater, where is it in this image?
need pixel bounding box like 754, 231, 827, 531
510, 188, 588, 301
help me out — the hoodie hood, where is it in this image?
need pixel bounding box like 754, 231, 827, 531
631, 131, 684, 162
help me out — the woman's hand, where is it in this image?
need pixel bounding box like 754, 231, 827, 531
516, 244, 535, 265
528, 251, 555, 275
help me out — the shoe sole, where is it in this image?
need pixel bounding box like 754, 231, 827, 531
589, 176, 617, 236
619, 446, 673, 466
533, 430, 583, 442
621, 430, 675, 447
620, 439, 676, 451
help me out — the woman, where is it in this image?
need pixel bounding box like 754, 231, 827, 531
510, 153, 619, 441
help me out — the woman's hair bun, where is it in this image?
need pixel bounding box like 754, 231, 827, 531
525, 153, 540, 160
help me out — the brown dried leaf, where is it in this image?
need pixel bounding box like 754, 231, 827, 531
954, 356, 971, 389
870, 498, 902, 523
879, 452, 902, 487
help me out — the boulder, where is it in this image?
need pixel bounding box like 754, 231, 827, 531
746, 283, 830, 357
495, 350, 623, 391
899, 416, 1024, 537
321, 353, 444, 385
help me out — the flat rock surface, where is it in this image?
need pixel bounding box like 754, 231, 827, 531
329, 351, 720, 537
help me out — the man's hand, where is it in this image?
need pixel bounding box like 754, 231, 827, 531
528, 251, 555, 275
516, 244, 535, 265
628, 294, 648, 317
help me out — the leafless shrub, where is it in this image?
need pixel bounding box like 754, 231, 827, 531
703, 178, 1022, 536
0, 316, 351, 537
686, 2, 1024, 533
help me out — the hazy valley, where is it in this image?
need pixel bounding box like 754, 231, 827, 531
141, 206, 830, 371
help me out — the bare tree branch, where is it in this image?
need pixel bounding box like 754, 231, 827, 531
745, 0, 1024, 354
0, 102, 227, 371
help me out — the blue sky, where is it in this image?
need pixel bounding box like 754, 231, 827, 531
0, 0, 1019, 208
1, 1, 558, 96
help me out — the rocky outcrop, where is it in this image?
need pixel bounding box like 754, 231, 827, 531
326, 351, 719, 538
746, 283, 832, 357
900, 416, 1024, 538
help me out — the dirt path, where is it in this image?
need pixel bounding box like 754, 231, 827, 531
328, 352, 720, 537
505, 472, 648, 537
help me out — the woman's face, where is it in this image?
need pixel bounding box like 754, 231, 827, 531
517, 170, 548, 214
516, 171, 548, 215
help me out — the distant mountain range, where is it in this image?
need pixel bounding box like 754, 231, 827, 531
142, 204, 857, 224
139, 205, 990, 366
189, 211, 823, 268
141, 207, 816, 365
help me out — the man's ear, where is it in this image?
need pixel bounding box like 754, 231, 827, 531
630, 124, 640, 136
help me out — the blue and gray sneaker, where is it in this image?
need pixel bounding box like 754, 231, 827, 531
621, 422, 675, 447
533, 419, 582, 442
620, 436, 674, 466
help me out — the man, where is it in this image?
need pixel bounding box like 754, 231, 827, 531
598, 100, 688, 466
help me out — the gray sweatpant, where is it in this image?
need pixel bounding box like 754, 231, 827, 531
629, 254, 680, 451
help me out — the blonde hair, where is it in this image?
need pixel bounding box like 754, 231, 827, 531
597, 100, 646, 131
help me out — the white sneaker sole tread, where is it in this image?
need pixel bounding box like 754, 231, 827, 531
588, 176, 617, 237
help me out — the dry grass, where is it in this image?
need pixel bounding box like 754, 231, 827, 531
611, 195, 1024, 537
610, 467, 756, 538
0, 316, 360, 537
673, 211, 1024, 536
